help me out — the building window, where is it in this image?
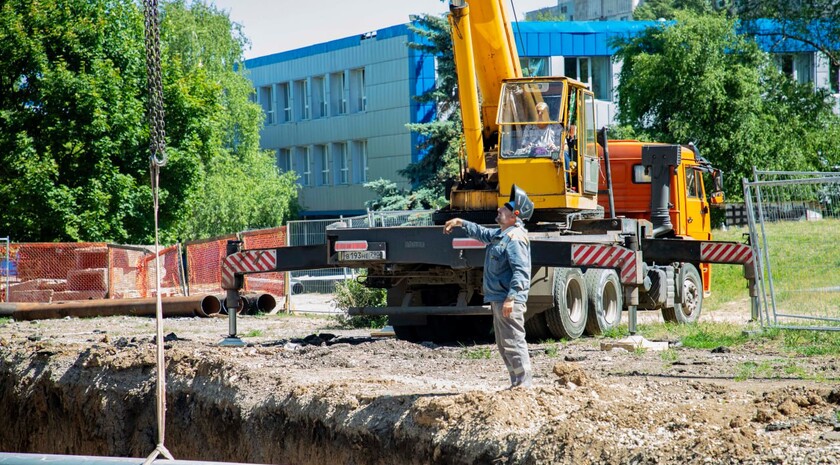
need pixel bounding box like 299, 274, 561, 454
831, 60, 840, 94
333, 142, 349, 185
349, 68, 366, 112
278, 82, 291, 123
565, 56, 612, 101
521, 57, 548, 77
296, 146, 311, 186
258, 85, 274, 124
352, 140, 368, 184
314, 144, 330, 186
330, 71, 346, 115
565, 57, 591, 88
277, 148, 291, 172
293, 79, 310, 120
774, 53, 813, 84
311, 76, 326, 119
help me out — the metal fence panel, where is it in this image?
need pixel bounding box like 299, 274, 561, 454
744, 170, 840, 330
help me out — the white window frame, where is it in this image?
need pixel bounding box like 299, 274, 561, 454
279, 82, 291, 123
335, 142, 349, 185
301, 146, 312, 186
319, 145, 330, 186
259, 85, 274, 124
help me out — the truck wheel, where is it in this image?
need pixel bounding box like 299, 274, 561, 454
524, 311, 552, 342
583, 269, 623, 336
661, 263, 703, 324
545, 268, 588, 340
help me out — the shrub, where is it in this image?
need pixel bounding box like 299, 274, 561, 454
332, 274, 388, 329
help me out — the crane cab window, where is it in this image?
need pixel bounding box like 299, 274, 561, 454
497, 81, 566, 158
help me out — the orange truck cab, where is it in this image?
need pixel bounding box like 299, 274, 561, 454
598, 141, 725, 293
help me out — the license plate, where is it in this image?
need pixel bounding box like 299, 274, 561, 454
338, 250, 386, 261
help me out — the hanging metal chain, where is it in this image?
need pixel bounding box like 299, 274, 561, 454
142, 1, 173, 464
144, 0, 167, 168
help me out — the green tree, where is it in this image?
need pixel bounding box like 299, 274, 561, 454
633, 0, 715, 20
0, 0, 298, 243
158, 0, 299, 241
612, 11, 840, 197
0, 0, 150, 242
735, 1, 840, 73
365, 13, 460, 211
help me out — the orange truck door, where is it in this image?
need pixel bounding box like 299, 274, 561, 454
683, 166, 710, 241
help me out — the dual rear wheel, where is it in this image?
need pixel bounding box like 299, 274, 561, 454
537, 267, 623, 340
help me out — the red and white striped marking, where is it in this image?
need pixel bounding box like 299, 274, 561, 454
221, 250, 278, 289
700, 243, 754, 265
452, 238, 487, 249
572, 244, 638, 284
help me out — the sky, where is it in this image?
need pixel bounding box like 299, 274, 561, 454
211, 0, 559, 59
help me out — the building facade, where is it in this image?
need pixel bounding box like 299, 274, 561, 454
245, 25, 435, 218
245, 20, 839, 217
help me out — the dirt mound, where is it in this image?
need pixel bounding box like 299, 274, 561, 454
1, 315, 839, 464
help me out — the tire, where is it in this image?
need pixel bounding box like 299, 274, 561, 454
661, 263, 703, 324
545, 267, 588, 340
524, 311, 552, 342
583, 269, 623, 336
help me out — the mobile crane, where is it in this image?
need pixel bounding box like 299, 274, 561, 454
219, 0, 757, 343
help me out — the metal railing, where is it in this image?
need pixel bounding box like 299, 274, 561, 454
286, 210, 435, 296
743, 169, 840, 331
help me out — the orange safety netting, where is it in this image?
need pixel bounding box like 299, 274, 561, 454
184, 235, 236, 295
109, 245, 185, 299
241, 226, 287, 297
6, 243, 108, 303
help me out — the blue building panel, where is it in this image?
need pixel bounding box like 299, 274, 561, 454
245, 24, 410, 69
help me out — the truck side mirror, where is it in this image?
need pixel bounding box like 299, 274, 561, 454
710, 169, 725, 207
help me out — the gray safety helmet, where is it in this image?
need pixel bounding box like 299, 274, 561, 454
504, 184, 534, 221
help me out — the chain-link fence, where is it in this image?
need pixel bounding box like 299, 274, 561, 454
744, 170, 840, 330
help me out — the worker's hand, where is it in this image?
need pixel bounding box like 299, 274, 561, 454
443, 218, 463, 234
502, 298, 514, 318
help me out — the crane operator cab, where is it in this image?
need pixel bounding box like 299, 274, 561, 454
495, 77, 602, 222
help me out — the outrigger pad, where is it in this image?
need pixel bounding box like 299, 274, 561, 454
509, 184, 534, 221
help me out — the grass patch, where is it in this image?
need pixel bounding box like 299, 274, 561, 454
243, 329, 264, 338
544, 343, 560, 357
0, 317, 9, 326
734, 361, 774, 381
659, 349, 679, 363
637, 321, 748, 349
778, 330, 840, 356
461, 344, 493, 360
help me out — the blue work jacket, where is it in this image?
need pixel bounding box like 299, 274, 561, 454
462, 220, 531, 303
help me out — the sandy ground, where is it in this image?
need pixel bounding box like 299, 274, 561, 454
1, 296, 840, 465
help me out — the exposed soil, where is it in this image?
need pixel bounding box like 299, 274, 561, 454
2, 302, 840, 465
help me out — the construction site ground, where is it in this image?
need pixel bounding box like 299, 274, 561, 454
2, 295, 840, 465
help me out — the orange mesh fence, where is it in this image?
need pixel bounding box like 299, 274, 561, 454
138, 244, 185, 297
8, 243, 108, 303
108, 245, 150, 299
108, 245, 185, 299
240, 226, 287, 297
185, 235, 236, 295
